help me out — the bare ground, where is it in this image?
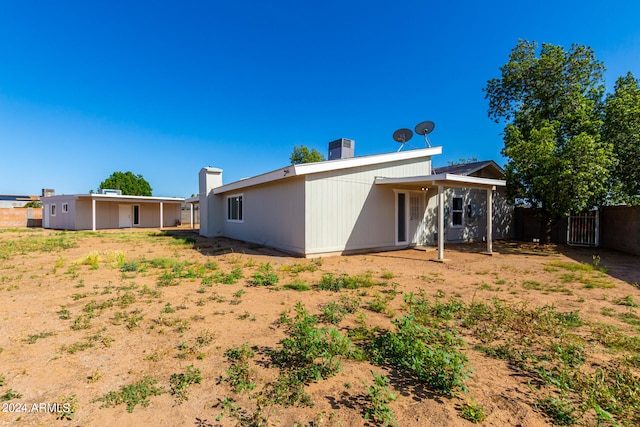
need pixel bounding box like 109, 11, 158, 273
0, 228, 639, 426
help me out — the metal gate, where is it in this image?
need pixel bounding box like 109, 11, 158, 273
567, 210, 599, 247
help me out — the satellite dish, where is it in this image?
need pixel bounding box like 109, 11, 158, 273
414, 121, 435, 147
392, 128, 413, 151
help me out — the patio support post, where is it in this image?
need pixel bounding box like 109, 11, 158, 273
92, 198, 96, 232
486, 187, 493, 254
190, 203, 194, 229
437, 184, 444, 260
160, 202, 164, 229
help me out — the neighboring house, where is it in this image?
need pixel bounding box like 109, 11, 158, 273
0, 194, 42, 228
197, 145, 511, 258
0, 194, 40, 208
41, 193, 184, 231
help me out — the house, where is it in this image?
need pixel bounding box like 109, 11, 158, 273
0, 194, 40, 208
196, 143, 512, 259
0, 194, 42, 228
41, 192, 184, 231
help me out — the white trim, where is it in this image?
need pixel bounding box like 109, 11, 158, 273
375, 173, 505, 189
214, 147, 443, 194
41, 194, 184, 204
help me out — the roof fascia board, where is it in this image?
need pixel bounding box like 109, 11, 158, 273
374, 173, 505, 189
213, 147, 443, 194
87, 194, 184, 203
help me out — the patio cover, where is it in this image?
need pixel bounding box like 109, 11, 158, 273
374, 173, 506, 260
82, 194, 185, 232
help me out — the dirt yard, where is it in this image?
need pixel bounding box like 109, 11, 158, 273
1, 228, 639, 426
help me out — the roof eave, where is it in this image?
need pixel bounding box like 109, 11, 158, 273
213, 147, 443, 194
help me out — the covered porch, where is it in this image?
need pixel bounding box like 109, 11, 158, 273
87, 194, 184, 231
375, 173, 506, 261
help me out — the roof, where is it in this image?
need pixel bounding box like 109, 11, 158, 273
41, 194, 185, 204
213, 146, 443, 194
432, 160, 504, 176
0, 194, 40, 201
374, 173, 505, 189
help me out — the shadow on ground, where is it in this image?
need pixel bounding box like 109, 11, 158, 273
161, 230, 640, 288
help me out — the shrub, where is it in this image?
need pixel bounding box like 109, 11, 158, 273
372, 315, 470, 396
271, 302, 354, 383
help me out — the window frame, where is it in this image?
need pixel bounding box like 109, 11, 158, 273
62, 203, 68, 213
50, 204, 56, 216
451, 196, 464, 228
226, 194, 244, 223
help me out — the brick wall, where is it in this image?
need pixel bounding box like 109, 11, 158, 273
0, 208, 43, 228
600, 206, 640, 256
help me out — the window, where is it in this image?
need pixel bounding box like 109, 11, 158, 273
452, 196, 463, 227
397, 193, 406, 243
50, 204, 56, 216
133, 205, 140, 225
227, 195, 243, 222
62, 203, 68, 213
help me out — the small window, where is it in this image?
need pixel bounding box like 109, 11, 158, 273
452, 197, 463, 227
62, 203, 68, 213
227, 195, 243, 222
50, 204, 56, 216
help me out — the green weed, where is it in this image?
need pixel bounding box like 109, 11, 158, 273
26, 331, 55, 344
0, 389, 23, 401
220, 343, 256, 393
317, 272, 383, 292
251, 262, 279, 286
459, 399, 487, 424
536, 396, 577, 426
283, 280, 311, 291
170, 365, 202, 403
363, 371, 397, 427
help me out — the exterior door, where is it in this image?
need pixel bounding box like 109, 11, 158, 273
133, 205, 140, 226
409, 193, 425, 245
396, 192, 407, 245
119, 205, 132, 228
43, 204, 50, 228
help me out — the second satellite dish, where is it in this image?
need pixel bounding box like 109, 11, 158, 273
414, 121, 435, 147
392, 128, 413, 151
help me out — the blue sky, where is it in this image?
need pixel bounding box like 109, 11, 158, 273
1, 1, 639, 197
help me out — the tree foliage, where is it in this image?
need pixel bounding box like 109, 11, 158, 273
603, 72, 640, 204
484, 40, 615, 240
290, 145, 325, 165
99, 171, 153, 196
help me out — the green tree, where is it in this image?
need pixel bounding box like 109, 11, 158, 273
290, 145, 325, 164
603, 72, 640, 204
484, 40, 614, 241
99, 171, 153, 196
